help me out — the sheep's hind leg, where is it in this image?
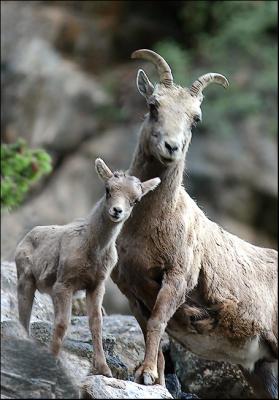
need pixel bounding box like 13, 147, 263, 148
17, 273, 36, 335
51, 283, 72, 357
86, 283, 112, 377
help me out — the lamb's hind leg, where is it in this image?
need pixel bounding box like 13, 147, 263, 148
17, 273, 36, 335
51, 282, 72, 357
86, 283, 112, 377
241, 361, 278, 399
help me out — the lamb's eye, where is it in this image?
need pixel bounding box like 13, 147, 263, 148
151, 130, 158, 138
130, 199, 139, 207
105, 188, 111, 199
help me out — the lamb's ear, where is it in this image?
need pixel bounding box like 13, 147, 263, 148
136, 69, 154, 98
95, 158, 113, 182
141, 177, 161, 196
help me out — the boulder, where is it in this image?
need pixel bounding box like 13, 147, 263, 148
2, 37, 110, 152
1, 317, 173, 399
28, 316, 254, 398
170, 339, 254, 399
29, 315, 147, 381
80, 375, 173, 399
1, 290, 255, 400
1, 335, 79, 399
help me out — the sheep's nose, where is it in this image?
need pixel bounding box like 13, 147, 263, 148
113, 206, 123, 215
165, 141, 179, 155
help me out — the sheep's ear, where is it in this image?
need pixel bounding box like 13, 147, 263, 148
141, 177, 161, 196
95, 158, 113, 182
136, 69, 154, 98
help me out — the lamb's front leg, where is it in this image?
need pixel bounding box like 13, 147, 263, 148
135, 273, 185, 385
86, 283, 112, 377
51, 282, 73, 357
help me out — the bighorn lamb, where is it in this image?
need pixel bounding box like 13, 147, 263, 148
112, 49, 278, 398
15, 158, 160, 376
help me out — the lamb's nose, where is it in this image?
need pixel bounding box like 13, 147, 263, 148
165, 141, 178, 155
113, 206, 123, 214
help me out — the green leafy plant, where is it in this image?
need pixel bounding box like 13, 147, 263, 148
1, 139, 52, 209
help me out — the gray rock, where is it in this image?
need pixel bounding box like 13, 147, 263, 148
3, 35, 110, 152
28, 316, 254, 398
165, 374, 182, 399
72, 290, 87, 316
1, 319, 28, 340
29, 315, 146, 381
80, 375, 173, 399
1, 336, 79, 399
1, 300, 255, 399
170, 339, 254, 399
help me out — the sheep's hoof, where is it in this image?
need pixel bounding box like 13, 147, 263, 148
135, 365, 158, 385
143, 372, 155, 385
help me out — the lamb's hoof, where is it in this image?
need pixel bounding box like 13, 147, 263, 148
92, 364, 112, 378
135, 365, 158, 385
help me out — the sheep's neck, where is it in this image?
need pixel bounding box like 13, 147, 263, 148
129, 137, 185, 206
87, 198, 123, 249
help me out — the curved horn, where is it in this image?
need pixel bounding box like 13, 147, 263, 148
190, 73, 229, 97
131, 49, 173, 88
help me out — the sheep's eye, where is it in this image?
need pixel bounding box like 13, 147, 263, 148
149, 103, 158, 121
105, 188, 111, 199
191, 115, 201, 128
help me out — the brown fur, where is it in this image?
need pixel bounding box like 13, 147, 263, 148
112, 54, 278, 397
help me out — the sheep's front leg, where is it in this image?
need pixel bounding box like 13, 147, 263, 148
86, 283, 112, 377
135, 274, 185, 385
129, 298, 166, 386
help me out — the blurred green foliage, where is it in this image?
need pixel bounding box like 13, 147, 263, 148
1, 139, 52, 209
154, 1, 277, 137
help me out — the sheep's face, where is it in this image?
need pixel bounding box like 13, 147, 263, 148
137, 71, 202, 165
95, 158, 160, 223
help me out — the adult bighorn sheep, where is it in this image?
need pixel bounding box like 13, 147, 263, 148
15, 158, 160, 376
111, 49, 278, 398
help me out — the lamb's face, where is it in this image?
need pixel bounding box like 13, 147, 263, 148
105, 174, 143, 222
95, 159, 160, 223
143, 85, 202, 165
